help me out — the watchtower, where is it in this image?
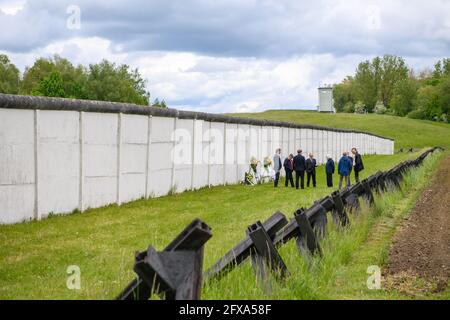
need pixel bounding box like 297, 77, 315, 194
318, 86, 335, 113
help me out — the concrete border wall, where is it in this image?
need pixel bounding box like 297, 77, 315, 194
0, 94, 394, 224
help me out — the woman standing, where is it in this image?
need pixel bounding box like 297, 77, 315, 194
283, 154, 295, 188
351, 148, 364, 182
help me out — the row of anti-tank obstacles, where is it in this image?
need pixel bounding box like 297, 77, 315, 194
116, 147, 443, 300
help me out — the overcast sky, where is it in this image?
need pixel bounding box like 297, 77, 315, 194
1, 0, 449, 112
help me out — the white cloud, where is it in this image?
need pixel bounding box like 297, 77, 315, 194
133, 51, 370, 113
0, 1, 449, 113
0, 0, 25, 15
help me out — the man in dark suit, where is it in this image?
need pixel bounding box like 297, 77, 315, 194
306, 153, 317, 188
351, 148, 364, 182
293, 149, 306, 189
325, 154, 335, 187
283, 154, 294, 187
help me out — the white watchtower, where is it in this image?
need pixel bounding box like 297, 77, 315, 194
318, 86, 335, 113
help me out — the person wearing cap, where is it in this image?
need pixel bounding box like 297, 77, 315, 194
338, 151, 352, 189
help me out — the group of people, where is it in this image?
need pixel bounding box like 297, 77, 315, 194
272, 148, 364, 189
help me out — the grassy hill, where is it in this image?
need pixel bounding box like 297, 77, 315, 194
228, 110, 450, 150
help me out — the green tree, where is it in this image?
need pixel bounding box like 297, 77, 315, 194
333, 76, 355, 112
32, 71, 66, 97
432, 58, 450, 79
21, 56, 151, 105
0, 54, 20, 94
352, 55, 408, 112
86, 60, 150, 105
437, 75, 450, 117
343, 101, 355, 113
391, 78, 418, 116
413, 85, 440, 120
151, 98, 168, 108
21, 55, 87, 98
354, 60, 378, 112
379, 55, 409, 108
21, 57, 56, 95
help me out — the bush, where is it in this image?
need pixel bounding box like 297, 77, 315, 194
343, 102, 355, 113
407, 109, 425, 119
354, 101, 366, 114
374, 101, 387, 114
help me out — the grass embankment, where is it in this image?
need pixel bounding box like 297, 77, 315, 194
0, 152, 424, 299
228, 110, 450, 151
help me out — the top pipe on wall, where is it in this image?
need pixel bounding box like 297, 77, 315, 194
0, 93, 393, 142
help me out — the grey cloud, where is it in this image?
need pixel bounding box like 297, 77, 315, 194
1, 0, 449, 58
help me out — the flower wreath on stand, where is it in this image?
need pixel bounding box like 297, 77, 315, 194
244, 157, 259, 185
263, 156, 272, 169
260, 156, 274, 183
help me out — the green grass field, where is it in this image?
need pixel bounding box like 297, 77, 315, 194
229, 110, 450, 150
0, 151, 441, 299
0, 112, 449, 300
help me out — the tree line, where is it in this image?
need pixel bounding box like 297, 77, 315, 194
333, 55, 449, 122
0, 54, 167, 107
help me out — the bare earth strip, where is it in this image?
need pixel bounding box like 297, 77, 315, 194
386, 156, 450, 293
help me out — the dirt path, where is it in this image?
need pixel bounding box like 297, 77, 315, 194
386, 155, 450, 293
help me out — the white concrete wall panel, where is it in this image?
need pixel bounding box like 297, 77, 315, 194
209, 122, 225, 186
172, 119, 194, 193
317, 130, 323, 164
282, 128, 289, 156
311, 130, 318, 157
148, 142, 173, 196
299, 129, 307, 152
192, 120, 208, 189
307, 129, 313, 156
148, 116, 175, 196
0, 109, 35, 223
225, 123, 238, 184
236, 124, 250, 180
272, 127, 281, 152
0, 184, 35, 224
0, 109, 35, 186
261, 127, 271, 160
288, 128, 295, 154
83, 112, 118, 209
38, 110, 80, 216
120, 114, 148, 203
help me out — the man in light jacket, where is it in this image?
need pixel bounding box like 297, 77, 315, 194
338, 152, 352, 189
273, 148, 282, 187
